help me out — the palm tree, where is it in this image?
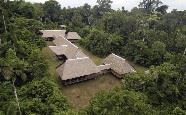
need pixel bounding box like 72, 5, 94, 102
1, 66, 22, 115
0, 49, 28, 115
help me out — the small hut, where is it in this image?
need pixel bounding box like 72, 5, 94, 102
64, 32, 81, 43
56, 57, 100, 85
103, 53, 136, 78
39, 30, 65, 41
40, 30, 81, 43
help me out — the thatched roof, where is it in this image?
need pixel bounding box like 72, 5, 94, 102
51, 36, 87, 59
56, 57, 100, 80
40, 30, 65, 38
53, 36, 70, 46
75, 50, 87, 58
49, 45, 67, 56
49, 47, 87, 59
97, 64, 111, 71
49, 45, 79, 59
103, 53, 136, 75
40, 30, 81, 40
65, 32, 81, 40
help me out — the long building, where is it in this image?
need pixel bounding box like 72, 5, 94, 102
49, 36, 87, 60
46, 34, 136, 85
49, 45, 87, 60
56, 57, 100, 85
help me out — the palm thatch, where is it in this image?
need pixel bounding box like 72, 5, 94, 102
40, 30, 81, 40
56, 57, 100, 80
53, 36, 70, 46
97, 64, 111, 71
49, 45, 87, 59
49, 45, 68, 56
103, 53, 136, 77
40, 30, 66, 38
50, 36, 87, 59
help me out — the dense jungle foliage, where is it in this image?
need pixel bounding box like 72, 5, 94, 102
0, 0, 186, 114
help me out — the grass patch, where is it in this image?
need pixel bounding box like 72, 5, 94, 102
42, 42, 62, 82
127, 61, 148, 73
75, 44, 103, 65
61, 73, 121, 110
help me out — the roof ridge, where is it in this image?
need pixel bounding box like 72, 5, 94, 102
111, 53, 126, 61
67, 57, 89, 61
49, 45, 68, 48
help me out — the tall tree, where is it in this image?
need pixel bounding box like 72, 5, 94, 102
82, 3, 91, 25
1, 49, 28, 115
94, 0, 113, 17
86, 90, 156, 115
155, 5, 168, 14
43, 0, 61, 22
139, 0, 163, 13
0, 0, 7, 33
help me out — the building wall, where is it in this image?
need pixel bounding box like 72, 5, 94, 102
110, 70, 123, 79
61, 73, 99, 85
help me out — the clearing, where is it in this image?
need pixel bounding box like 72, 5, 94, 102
42, 41, 147, 110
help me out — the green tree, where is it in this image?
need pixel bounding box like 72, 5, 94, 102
17, 2, 37, 19
0, 49, 29, 115
19, 80, 70, 114
43, 0, 61, 22
93, 0, 113, 17
86, 90, 155, 115
155, 5, 168, 14
82, 3, 92, 25
139, 0, 163, 13
0, 0, 7, 33
124, 63, 185, 105
173, 107, 186, 115
80, 29, 111, 56
150, 41, 166, 65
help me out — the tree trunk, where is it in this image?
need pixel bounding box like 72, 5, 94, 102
183, 47, 186, 55
2, 10, 7, 33
12, 80, 21, 115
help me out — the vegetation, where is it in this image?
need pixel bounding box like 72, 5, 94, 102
0, 0, 186, 114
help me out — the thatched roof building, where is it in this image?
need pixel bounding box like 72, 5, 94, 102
50, 36, 87, 59
56, 57, 100, 85
40, 30, 81, 42
97, 64, 111, 71
75, 50, 87, 58
49, 45, 68, 56
103, 53, 136, 78
64, 32, 81, 42
49, 45, 87, 59
97, 64, 111, 74
40, 30, 65, 38
53, 36, 70, 46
